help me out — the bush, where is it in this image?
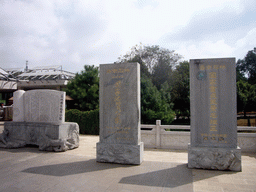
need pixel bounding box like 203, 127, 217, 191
141, 76, 175, 125
142, 109, 175, 125
65, 109, 99, 135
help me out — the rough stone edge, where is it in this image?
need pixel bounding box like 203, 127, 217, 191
39, 122, 79, 152
188, 144, 242, 171
0, 122, 79, 152
96, 142, 144, 165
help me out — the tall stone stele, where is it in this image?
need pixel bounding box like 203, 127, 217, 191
188, 58, 241, 171
96, 63, 143, 164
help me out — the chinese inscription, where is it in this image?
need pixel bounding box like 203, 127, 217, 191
209, 71, 218, 132
100, 63, 140, 145
190, 58, 237, 148
114, 80, 122, 124
59, 94, 64, 121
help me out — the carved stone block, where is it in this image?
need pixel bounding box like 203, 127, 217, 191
0, 122, 79, 152
188, 145, 241, 171
96, 142, 143, 165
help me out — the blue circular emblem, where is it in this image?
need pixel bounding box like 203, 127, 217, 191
197, 71, 206, 80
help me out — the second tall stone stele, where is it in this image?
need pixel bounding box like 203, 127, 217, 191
96, 63, 143, 164
188, 58, 241, 171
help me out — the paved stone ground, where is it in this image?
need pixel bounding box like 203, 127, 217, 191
0, 122, 256, 192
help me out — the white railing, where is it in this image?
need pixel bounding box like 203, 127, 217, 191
141, 120, 256, 152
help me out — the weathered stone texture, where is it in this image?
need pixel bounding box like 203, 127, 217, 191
190, 58, 237, 148
97, 142, 143, 165
0, 122, 79, 152
12, 90, 25, 121
24, 89, 65, 123
188, 58, 241, 171
2, 89, 78, 152
96, 63, 143, 164
188, 145, 241, 171
13, 89, 65, 124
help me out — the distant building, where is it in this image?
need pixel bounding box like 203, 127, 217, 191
16, 65, 75, 91
0, 67, 17, 105
1, 65, 75, 106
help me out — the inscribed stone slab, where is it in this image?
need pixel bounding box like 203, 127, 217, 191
97, 62, 143, 164
99, 63, 141, 145
190, 58, 237, 148
24, 89, 65, 124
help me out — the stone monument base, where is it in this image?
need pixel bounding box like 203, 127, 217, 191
96, 142, 144, 165
188, 144, 241, 171
0, 122, 79, 152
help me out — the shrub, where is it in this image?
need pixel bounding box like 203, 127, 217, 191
65, 109, 99, 135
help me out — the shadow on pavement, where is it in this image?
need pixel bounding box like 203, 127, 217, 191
120, 163, 193, 190
119, 161, 237, 189
242, 152, 256, 159
22, 159, 133, 176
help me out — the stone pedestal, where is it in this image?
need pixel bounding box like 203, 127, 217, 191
0, 122, 79, 152
188, 144, 241, 171
97, 142, 143, 164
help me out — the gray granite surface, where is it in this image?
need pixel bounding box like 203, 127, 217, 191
96, 142, 143, 164
189, 58, 241, 171
97, 63, 143, 164
13, 89, 66, 124
188, 145, 241, 171
190, 58, 237, 148
0, 122, 79, 152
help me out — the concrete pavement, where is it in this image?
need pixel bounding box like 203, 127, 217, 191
0, 123, 256, 192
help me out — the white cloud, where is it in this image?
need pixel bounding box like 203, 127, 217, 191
236, 28, 256, 49
234, 28, 256, 59
176, 40, 234, 61
0, 0, 255, 73
71, 52, 81, 63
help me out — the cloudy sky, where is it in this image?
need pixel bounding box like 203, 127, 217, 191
0, 0, 255, 73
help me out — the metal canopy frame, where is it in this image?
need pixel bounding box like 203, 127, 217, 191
16, 65, 75, 81
0, 67, 16, 81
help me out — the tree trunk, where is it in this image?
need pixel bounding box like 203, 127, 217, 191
248, 118, 251, 126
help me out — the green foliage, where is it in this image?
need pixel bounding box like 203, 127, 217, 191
65, 109, 99, 135
236, 67, 247, 82
237, 48, 256, 85
152, 55, 173, 90
141, 76, 175, 124
237, 80, 256, 117
66, 65, 99, 111
236, 48, 256, 116
170, 61, 190, 118
118, 43, 182, 88
117, 43, 183, 123
118, 54, 151, 79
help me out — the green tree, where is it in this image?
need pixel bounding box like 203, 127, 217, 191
237, 48, 256, 84
237, 80, 256, 117
118, 43, 182, 89
118, 54, 151, 79
117, 44, 180, 124
236, 65, 247, 82
152, 54, 173, 89
170, 61, 190, 119
66, 65, 99, 111
141, 76, 175, 124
